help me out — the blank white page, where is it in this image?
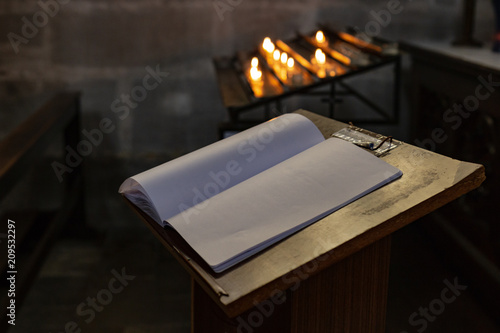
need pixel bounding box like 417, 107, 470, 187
119, 113, 325, 224
168, 138, 403, 272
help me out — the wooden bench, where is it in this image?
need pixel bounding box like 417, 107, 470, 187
0, 92, 84, 330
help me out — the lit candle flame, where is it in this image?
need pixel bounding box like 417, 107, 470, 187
315, 49, 326, 65
280, 52, 288, 65
263, 37, 271, 47
287, 57, 294, 68
273, 50, 281, 61
251, 57, 259, 68
316, 30, 325, 44
250, 67, 262, 81
262, 37, 275, 53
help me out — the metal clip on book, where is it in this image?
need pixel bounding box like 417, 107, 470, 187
331, 126, 398, 157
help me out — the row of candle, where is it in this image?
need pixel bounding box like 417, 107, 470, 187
313, 31, 329, 77
261, 37, 304, 85
249, 57, 262, 81
262, 38, 296, 81
248, 56, 264, 96
312, 48, 327, 78
314, 31, 343, 77
250, 32, 333, 85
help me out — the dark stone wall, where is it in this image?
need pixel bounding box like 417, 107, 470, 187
0, 0, 496, 158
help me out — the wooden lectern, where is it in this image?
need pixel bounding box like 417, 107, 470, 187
125, 110, 485, 333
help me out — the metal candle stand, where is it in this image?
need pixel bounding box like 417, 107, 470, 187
213, 25, 402, 138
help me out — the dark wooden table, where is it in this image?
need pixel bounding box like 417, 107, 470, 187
126, 110, 485, 332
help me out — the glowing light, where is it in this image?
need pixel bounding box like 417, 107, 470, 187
251, 57, 259, 68
315, 49, 326, 65
273, 50, 281, 61
316, 30, 326, 44
250, 67, 262, 81
263, 37, 271, 47
280, 52, 288, 65
262, 37, 275, 53
287, 57, 294, 68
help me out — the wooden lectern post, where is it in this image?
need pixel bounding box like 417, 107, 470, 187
192, 236, 391, 333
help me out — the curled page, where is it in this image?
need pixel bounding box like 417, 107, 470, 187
119, 113, 325, 224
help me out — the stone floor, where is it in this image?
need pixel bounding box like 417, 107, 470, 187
7, 157, 500, 333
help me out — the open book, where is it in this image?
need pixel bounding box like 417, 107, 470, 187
119, 113, 402, 273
